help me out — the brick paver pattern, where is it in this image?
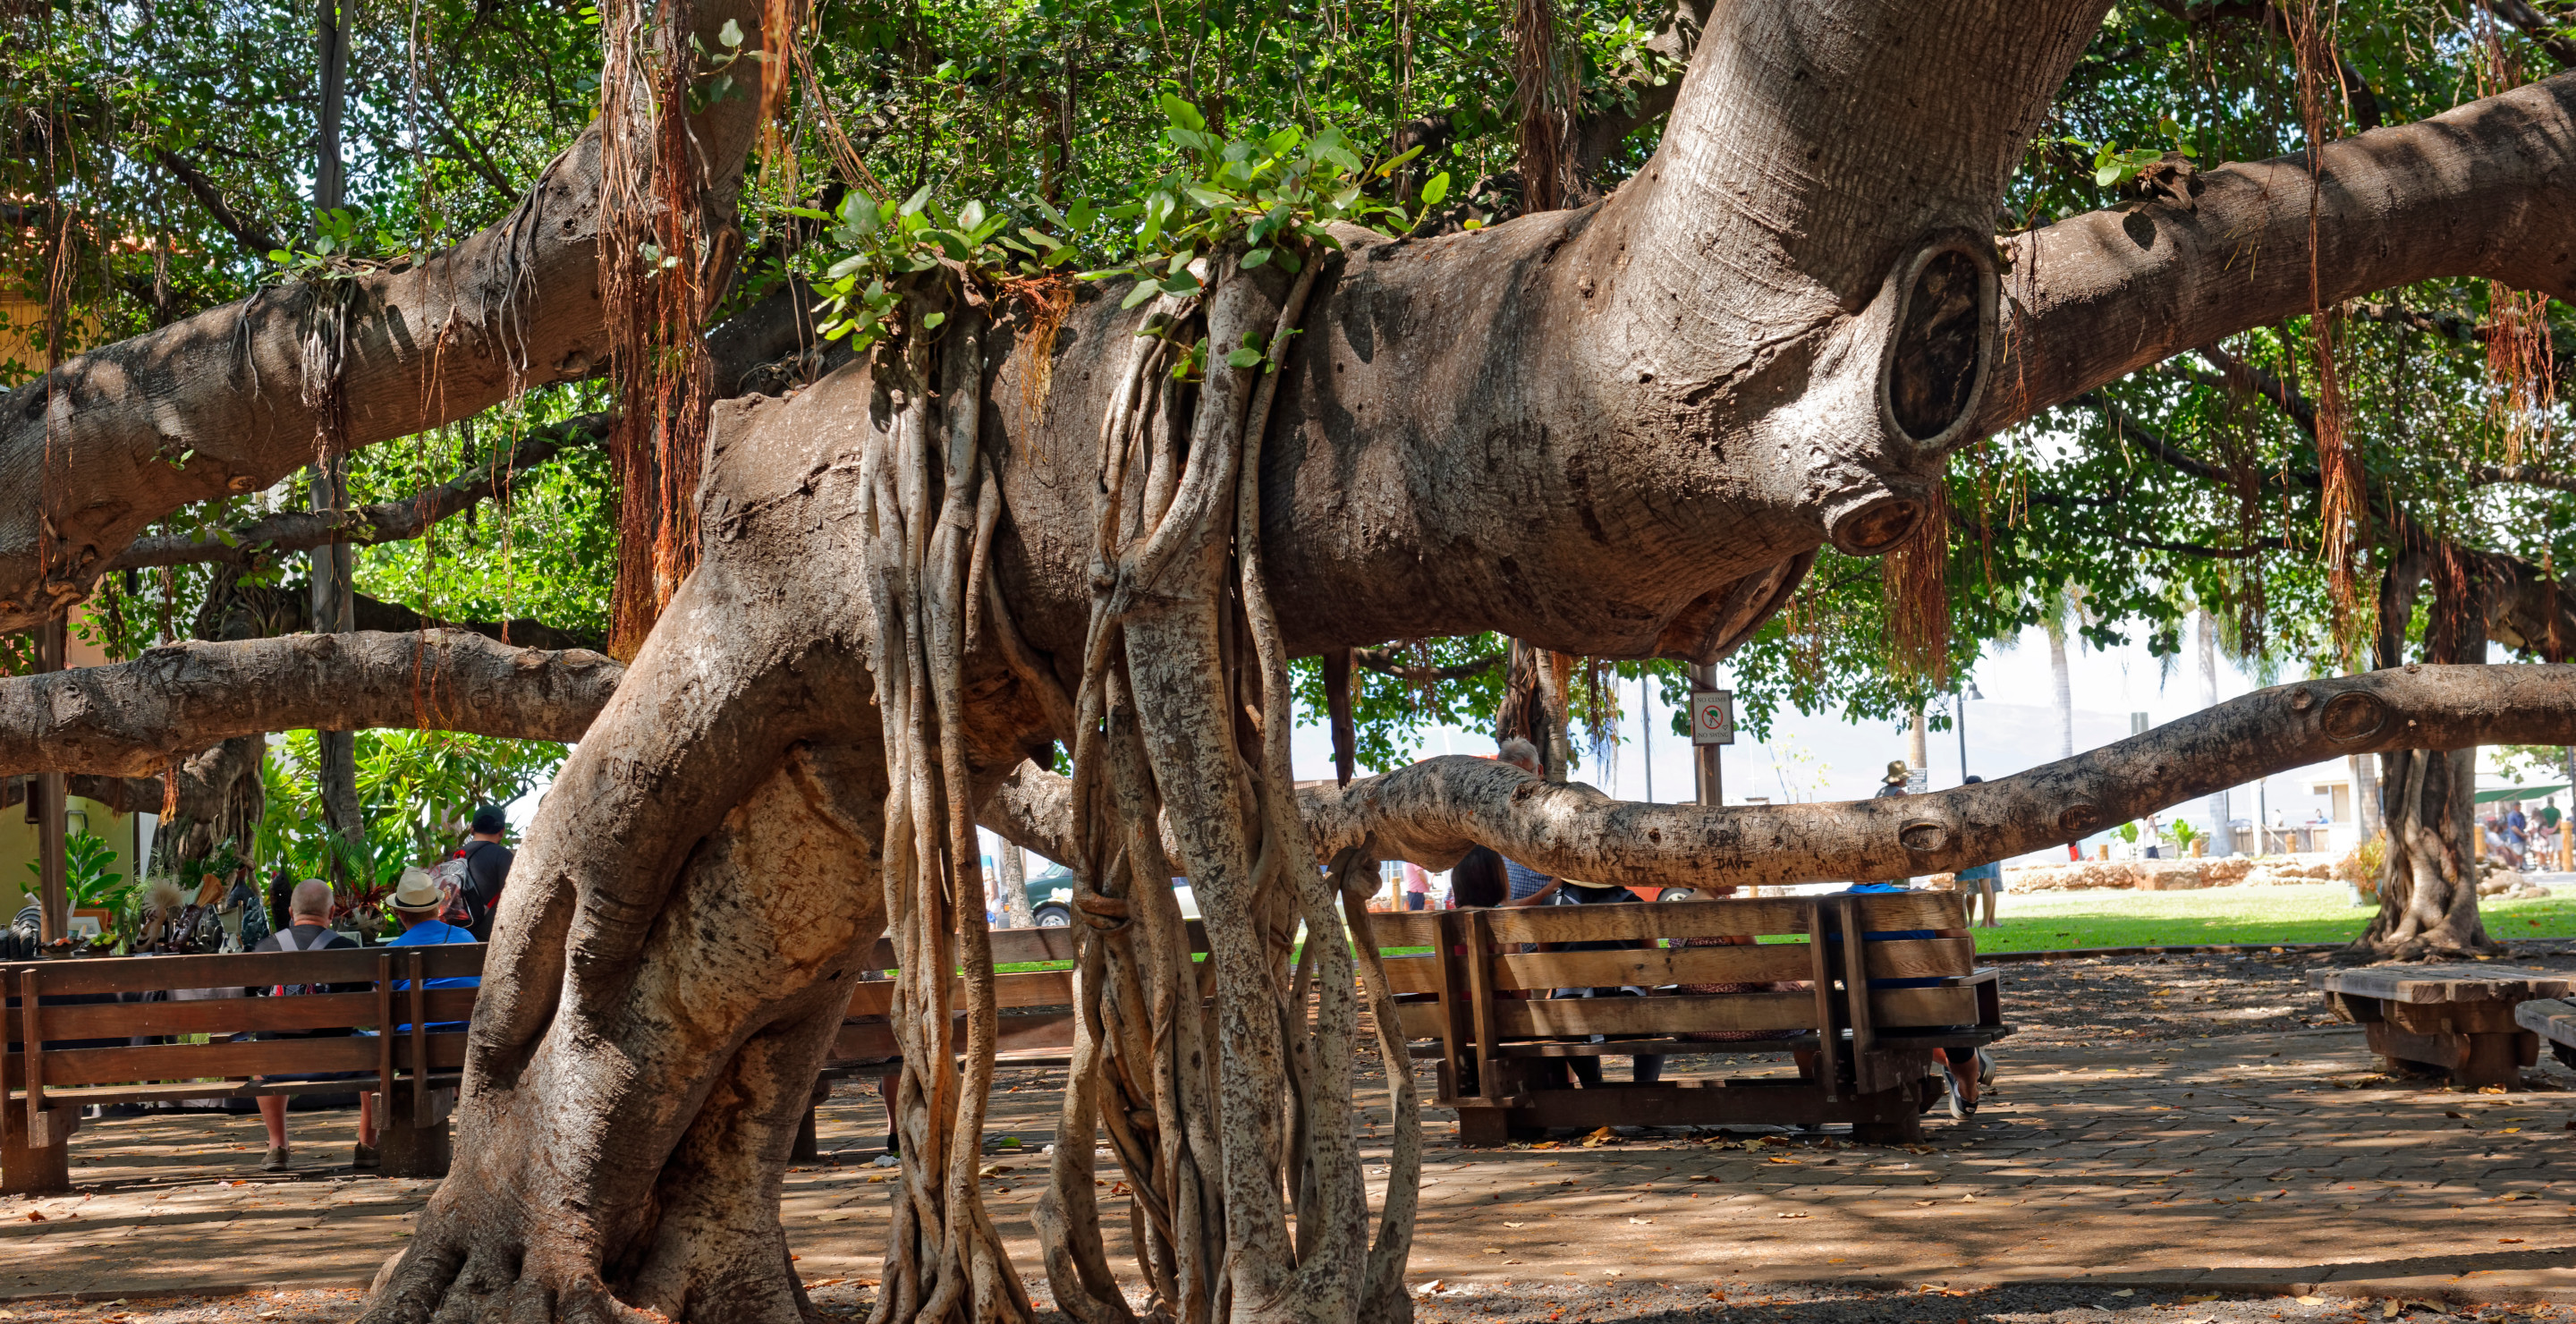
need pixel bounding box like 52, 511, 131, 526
4, 1026, 2572, 1303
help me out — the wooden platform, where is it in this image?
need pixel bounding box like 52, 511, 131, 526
2310, 963, 2573, 1090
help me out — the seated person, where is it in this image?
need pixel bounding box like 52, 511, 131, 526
248, 880, 365, 1172
352, 870, 482, 1171
1446, 847, 1508, 909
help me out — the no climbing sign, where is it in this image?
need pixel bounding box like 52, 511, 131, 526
1689, 689, 1734, 746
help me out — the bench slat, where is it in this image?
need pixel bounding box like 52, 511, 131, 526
1393, 985, 1980, 1040
2513, 997, 2576, 1044
2310, 963, 2573, 1004
1477, 893, 1954, 945
22, 988, 479, 1040
7, 1031, 469, 1090
853, 921, 1208, 972
828, 1012, 1077, 1064
846, 970, 1074, 1017
2, 946, 484, 995
1487, 938, 1976, 991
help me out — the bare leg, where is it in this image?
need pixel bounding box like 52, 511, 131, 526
258, 1093, 288, 1151
1939, 1049, 1979, 1108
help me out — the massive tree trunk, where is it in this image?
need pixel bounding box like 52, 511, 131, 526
2362, 550, 2500, 957
0, 4, 2568, 1324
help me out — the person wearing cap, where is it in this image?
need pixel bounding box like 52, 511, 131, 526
449, 805, 515, 941
352, 870, 483, 1170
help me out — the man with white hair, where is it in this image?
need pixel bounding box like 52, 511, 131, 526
1495, 738, 1557, 903
248, 879, 360, 1172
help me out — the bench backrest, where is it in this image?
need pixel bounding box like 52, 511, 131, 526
826, 921, 1209, 1064
1364, 892, 1988, 1099
4, 946, 485, 1111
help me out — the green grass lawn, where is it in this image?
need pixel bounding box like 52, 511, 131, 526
1976, 881, 2576, 952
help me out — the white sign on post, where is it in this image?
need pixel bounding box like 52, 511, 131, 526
1689, 690, 1734, 746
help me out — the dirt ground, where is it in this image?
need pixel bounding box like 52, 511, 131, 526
5, 947, 2574, 1321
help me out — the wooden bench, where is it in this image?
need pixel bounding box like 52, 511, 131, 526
4, 946, 481, 1194
801, 921, 1209, 1158
1367, 892, 2012, 1147
2511, 997, 2576, 1073
2311, 963, 2575, 1090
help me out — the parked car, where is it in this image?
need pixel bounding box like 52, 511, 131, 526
1023, 865, 1199, 927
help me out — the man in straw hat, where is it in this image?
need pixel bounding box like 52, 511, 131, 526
350, 870, 483, 1170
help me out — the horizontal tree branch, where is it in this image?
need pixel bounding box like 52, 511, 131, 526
2473, 463, 2576, 493
1350, 646, 1504, 685
0, 629, 623, 779
1979, 70, 2576, 434
152, 150, 285, 259
0, 0, 772, 638
1300, 665, 2576, 885
101, 413, 610, 573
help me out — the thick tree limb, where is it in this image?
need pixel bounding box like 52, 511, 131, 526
2474, 463, 2576, 493
0, 629, 621, 779
103, 413, 609, 573
350, 594, 605, 655
1979, 71, 2576, 434
1300, 666, 2576, 886
0, 0, 772, 637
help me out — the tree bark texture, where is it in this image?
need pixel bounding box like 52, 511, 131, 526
0, 630, 621, 779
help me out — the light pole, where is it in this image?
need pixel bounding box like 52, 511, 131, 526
1955, 678, 1984, 784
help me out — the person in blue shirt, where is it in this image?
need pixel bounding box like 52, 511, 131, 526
352, 870, 482, 1170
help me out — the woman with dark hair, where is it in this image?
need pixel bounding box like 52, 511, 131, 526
1447, 846, 1507, 908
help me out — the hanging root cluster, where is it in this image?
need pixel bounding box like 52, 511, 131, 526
600, 0, 719, 659
859, 286, 1034, 1324
855, 245, 1426, 1324
990, 250, 1421, 1324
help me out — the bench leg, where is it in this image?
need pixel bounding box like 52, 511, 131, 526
1455, 1108, 1514, 1149
2453, 1032, 2534, 1091
792, 1078, 833, 1162
1848, 1086, 1924, 1147
2, 1106, 79, 1195
380, 1089, 455, 1179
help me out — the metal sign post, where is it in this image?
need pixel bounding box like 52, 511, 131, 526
1688, 666, 1732, 807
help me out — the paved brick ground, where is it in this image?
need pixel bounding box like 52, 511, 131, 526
5, 1019, 2571, 1307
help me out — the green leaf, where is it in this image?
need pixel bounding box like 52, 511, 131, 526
718, 18, 742, 47
2094, 164, 2123, 187
1242, 247, 1271, 268
957, 199, 986, 232
900, 183, 934, 216
1122, 279, 1163, 309
921, 310, 946, 330
1068, 198, 1097, 232
1157, 93, 1207, 132
826, 253, 870, 279
1224, 347, 1262, 368
1419, 171, 1451, 206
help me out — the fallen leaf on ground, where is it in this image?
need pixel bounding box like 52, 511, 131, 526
2111, 1290, 2135, 1297
22, 1211, 43, 1222
1777, 1211, 1809, 1218
2499, 1238, 2524, 1244
1482, 1247, 1504, 1254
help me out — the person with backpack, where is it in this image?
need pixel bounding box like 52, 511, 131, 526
438, 806, 514, 941
247, 879, 363, 1172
